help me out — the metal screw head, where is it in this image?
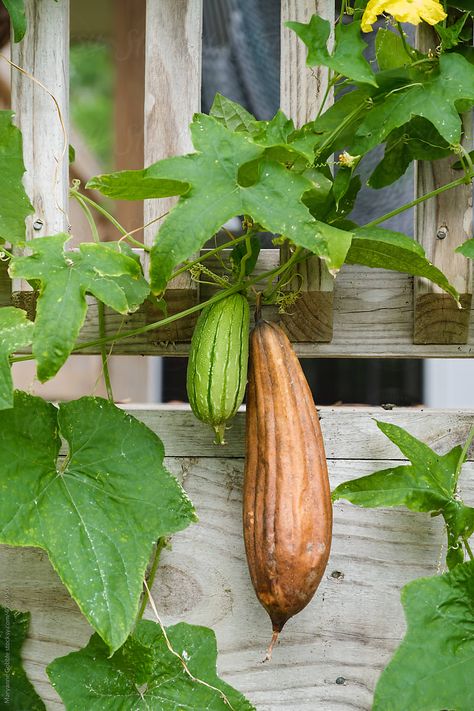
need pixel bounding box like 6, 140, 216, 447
437, 225, 448, 240
331, 570, 344, 580
33, 218, 44, 231
335, 677, 346, 685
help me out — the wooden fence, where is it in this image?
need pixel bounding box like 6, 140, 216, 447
1, 1, 473, 709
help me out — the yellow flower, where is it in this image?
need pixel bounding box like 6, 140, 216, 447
361, 0, 447, 33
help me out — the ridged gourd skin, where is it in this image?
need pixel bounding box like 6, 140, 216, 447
186, 293, 250, 444
243, 320, 332, 650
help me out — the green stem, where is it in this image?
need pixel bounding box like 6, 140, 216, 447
263, 246, 303, 300
0, 246, 13, 259
70, 189, 146, 250
171, 234, 247, 280
98, 301, 114, 402
463, 536, 474, 562
136, 538, 167, 623
396, 22, 415, 61
361, 173, 474, 229
73, 192, 101, 243
315, 75, 338, 120
454, 424, 474, 488
238, 234, 253, 282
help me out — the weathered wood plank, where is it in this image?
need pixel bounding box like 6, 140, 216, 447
10, 0, 69, 252
114, 0, 146, 236
143, 0, 202, 338
124, 406, 474, 460
64, 259, 474, 357
5, 454, 472, 710
280, 0, 335, 343
414, 26, 473, 344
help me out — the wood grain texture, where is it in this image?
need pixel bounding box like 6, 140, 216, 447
143, 0, 202, 330
280, 0, 335, 343
114, 0, 145, 236
10, 0, 69, 260
3, 440, 472, 709
414, 26, 473, 345
45, 255, 474, 357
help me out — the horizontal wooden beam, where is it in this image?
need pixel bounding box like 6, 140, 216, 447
7, 250, 474, 357
124, 405, 474, 460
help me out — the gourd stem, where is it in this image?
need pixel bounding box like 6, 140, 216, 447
264, 630, 280, 663
136, 537, 167, 624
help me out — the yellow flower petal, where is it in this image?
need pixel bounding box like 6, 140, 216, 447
361, 0, 447, 32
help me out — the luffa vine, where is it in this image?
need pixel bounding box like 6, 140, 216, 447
0, 0, 473, 708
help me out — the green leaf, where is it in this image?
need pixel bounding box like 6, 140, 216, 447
210, 93, 256, 133
0, 605, 46, 710
332, 420, 462, 513
3, 0, 27, 42
89, 114, 353, 292
0, 111, 33, 244
436, 13, 471, 50
0, 392, 196, 653
368, 117, 451, 189
249, 111, 318, 163
9, 234, 149, 381
333, 167, 354, 210
448, 0, 474, 10
375, 29, 419, 71
346, 226, 460, 301
333, 420, 474, 568
287, 16, 377, 86
353, 53, 474, 155
456, 239, 474, 259
373, 562, 474, 710
47, 620, 255, 710
0, 306, 33, 409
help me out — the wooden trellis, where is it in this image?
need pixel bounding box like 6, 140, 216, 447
1, 1, 473, 710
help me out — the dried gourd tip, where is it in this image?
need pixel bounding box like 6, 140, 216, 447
263, 630, 280, 663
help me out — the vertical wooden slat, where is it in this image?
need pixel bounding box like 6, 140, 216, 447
114, 0, 145, 237
10, 0, 69, 299
11, 0, 69, 241
143, 0, 202, 341
279, 0, 335, 342
414, 27, 473, 344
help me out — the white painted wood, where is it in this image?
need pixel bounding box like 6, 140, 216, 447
143, 0, 202, 267
4, 450, 472, 709
10, 0, 69, 240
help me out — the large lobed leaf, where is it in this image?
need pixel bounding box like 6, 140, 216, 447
353, 53, 474, 155
332, 420, 474, 565
0, 605, 45, 710
88, 114, 353, 293
287, 15, 377, 87
9, 234, 149, 381
0, 110, 33, 243
368, 117, 452, 189
373, 562, 474, 710
346, 227, 460, 302
0, 392, 196, 653
48, 620, 256, 711
0, 306, 33, 408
